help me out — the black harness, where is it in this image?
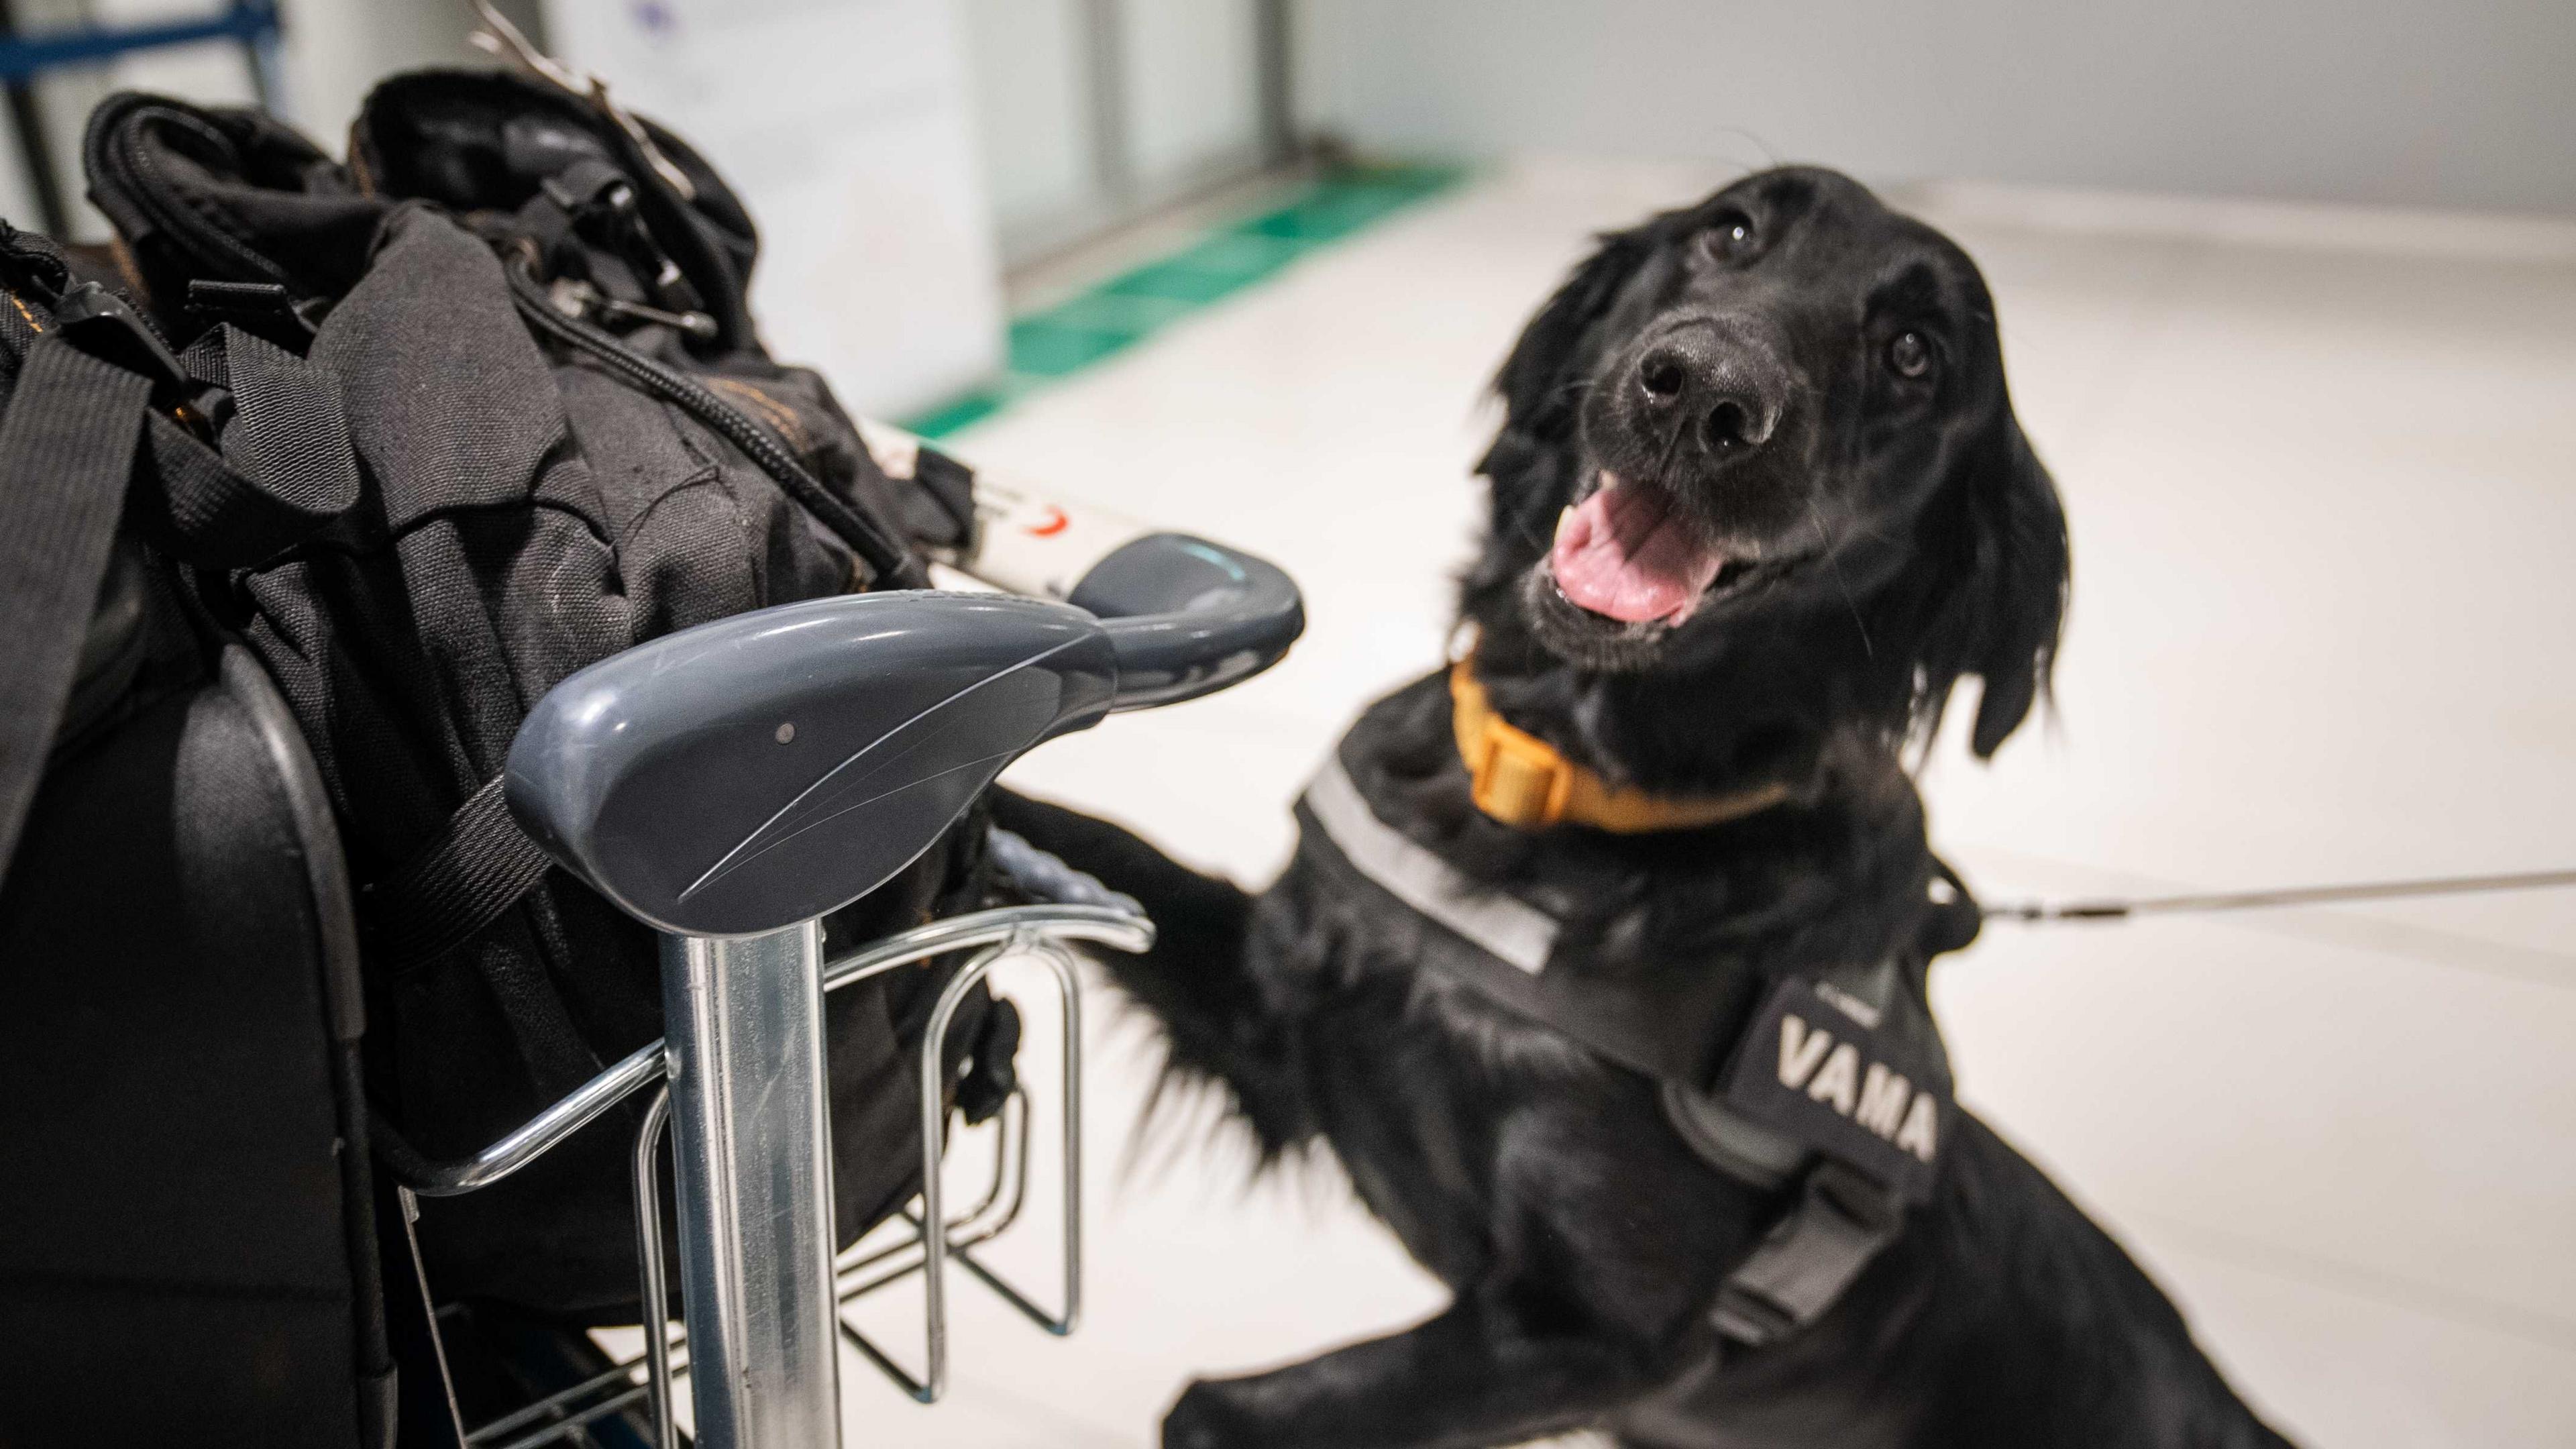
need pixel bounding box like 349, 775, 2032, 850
1295, 731, 1957, 1351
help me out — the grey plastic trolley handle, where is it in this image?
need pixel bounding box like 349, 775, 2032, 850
1070, 533, 1303, 710
504, 592, 1114, 938
506, 561, 1299, 938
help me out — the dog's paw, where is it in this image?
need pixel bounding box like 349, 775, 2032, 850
1161, 1379, 1264, 1449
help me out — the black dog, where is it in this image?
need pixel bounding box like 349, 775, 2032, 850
1000, 167, 2293, 1448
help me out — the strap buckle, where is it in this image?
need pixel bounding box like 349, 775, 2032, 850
1711, 1160, 1904, 1350
185, 279, 319, 350
53, 282, 189, 396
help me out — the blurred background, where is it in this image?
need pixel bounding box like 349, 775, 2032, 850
7, 3, 2569, 1445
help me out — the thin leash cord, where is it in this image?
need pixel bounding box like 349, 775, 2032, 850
1986, 867, 2576, 924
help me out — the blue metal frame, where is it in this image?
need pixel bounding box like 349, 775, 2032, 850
0, 1, 279, 86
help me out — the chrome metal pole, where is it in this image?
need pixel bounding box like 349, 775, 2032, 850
662, 922, 841, 1449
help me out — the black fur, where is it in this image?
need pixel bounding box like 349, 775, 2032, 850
997, 168, 2290, 1448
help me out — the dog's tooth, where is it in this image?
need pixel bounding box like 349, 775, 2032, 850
1554, 505, 1574, 543
1599, 470, 1621, 494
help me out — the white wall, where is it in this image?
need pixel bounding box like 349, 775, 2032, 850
959, 0, 1270, 262
1294, 0, 2576, 215
1118, 0, 1263, 195
963, 0, 1101, 248
276, 0, 486, 146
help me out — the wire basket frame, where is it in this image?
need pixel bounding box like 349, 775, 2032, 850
383, 905, 1147, 1449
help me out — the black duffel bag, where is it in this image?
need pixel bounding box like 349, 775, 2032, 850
0, 68, 1016, 1442
0, 215, 402, 1448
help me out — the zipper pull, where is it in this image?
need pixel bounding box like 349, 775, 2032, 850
546, 275, 717, 341
546, 275, 599, 320
596, 294, 719, 342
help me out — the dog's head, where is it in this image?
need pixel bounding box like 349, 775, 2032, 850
1469, 167, 2067, 759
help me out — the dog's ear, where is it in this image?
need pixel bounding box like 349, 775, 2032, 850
1466, 226, 1662, 596
1957, 418, 2070, 757
1488, 225, 1660, 438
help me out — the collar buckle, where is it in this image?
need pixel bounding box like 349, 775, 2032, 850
1448, 657, 1794, 835
1464, 716, 1572, 828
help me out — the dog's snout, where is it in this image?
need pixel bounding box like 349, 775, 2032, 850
1629, 331, 1785, 460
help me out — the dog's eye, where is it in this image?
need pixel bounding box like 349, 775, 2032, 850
1701, 211, 1756, 262
1886, 331, 1933, 379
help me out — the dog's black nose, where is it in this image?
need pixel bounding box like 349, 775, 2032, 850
1633, 334, 1784, 458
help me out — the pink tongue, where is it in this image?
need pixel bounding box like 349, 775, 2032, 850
1549, 480, 1725, 623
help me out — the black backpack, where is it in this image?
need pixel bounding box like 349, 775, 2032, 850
0, 70, 1013, 1440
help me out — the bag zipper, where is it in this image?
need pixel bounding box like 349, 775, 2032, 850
504, 260, 922, 588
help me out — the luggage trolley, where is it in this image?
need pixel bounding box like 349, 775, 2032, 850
384, 523, 1301, 1448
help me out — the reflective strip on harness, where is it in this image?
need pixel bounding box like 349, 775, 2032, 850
1304, 755, 1558, 975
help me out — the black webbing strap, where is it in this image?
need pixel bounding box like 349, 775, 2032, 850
130, 330, 356, 562
362, 775, 556, 971
1710, 1160, 1906, 1348
909, 444, 979, 551
0, 337, 154, 877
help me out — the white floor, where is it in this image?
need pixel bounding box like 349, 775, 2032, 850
828, 161, 2576, 1446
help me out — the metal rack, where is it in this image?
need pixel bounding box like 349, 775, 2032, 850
387, 903, 1150, 1449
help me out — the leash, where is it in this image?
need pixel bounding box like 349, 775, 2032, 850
1987, 867, 2576, 924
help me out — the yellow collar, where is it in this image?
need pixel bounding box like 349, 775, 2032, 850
1448, 660, 1792, 833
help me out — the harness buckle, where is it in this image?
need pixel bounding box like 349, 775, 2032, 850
1711, 1160, 1904, 1350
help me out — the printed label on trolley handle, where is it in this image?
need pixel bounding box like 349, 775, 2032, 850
954, 476, 1150, 600
852, 417, 1150, 600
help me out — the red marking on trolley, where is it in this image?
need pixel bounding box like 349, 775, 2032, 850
1024, 505, 1070, 537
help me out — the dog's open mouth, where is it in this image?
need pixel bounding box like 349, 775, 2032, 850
1546, 472, 1793, 627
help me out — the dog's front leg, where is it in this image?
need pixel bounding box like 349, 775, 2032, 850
1161, 1290, 1678, 1449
